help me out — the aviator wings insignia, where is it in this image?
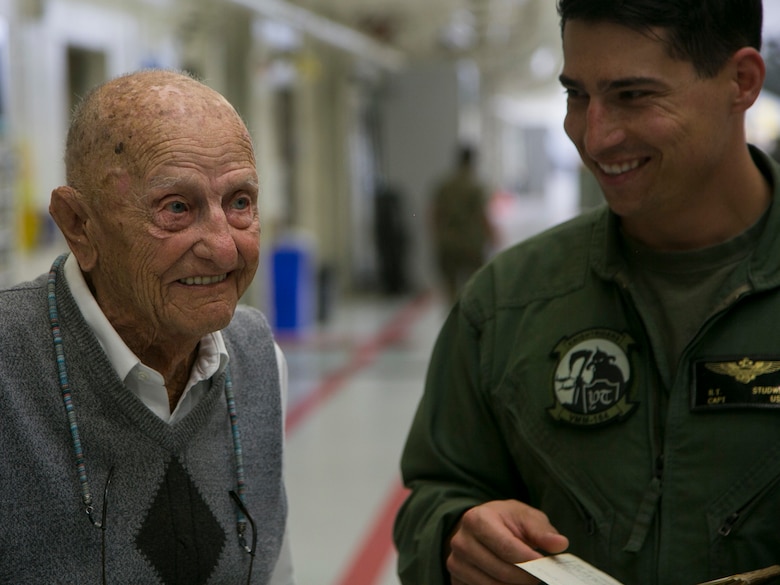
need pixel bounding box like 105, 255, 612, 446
705, 357, 780, 384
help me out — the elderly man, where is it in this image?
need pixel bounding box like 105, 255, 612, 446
0, 70, 292, 584
395, 1, 780, 585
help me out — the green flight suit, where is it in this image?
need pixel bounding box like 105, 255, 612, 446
395, 147, 780, 585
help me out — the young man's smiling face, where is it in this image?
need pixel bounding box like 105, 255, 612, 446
560, 20, 740, 243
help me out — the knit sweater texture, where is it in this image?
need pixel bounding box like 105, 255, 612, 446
0, 259, 287, 584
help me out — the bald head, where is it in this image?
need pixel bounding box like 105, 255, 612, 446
65, 69, 253, 201
50, 68, 262, 363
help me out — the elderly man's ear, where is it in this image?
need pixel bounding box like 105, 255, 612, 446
49, 186, 99, 272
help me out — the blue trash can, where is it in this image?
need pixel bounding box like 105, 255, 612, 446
271, 234, 315, 337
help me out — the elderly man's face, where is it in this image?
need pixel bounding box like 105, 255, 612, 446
86, 93, 260, 347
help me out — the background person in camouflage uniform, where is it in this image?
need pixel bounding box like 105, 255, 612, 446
430, 145, 494, 305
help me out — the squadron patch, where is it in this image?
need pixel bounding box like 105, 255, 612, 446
549, 329, 637, 426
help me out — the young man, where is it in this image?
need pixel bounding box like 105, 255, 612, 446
0, 70, 292, 584
395, 1, 780, 584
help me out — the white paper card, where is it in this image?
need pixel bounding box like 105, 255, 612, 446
517, 554, 624, 585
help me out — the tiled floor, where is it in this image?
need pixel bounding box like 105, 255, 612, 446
280, 292, 446, 585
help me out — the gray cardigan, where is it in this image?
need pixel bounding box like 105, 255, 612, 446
0, 258, 287, 584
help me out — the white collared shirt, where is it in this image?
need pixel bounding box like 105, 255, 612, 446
63, 253, 288, 422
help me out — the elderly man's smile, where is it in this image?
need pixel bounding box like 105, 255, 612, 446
177, 273, 229, 286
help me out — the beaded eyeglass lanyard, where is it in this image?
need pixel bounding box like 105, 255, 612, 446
46, 253, 253, 553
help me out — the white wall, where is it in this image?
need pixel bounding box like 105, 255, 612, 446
14, 0, 182, 214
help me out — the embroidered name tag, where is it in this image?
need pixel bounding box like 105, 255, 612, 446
693, 356, 780, 410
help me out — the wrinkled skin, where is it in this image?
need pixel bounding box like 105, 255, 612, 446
50, 71, 260, 403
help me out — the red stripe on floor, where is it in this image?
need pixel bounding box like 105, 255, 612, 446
333, 479, 410, 585
285, 292, 431, 435
283, 293, 430, 585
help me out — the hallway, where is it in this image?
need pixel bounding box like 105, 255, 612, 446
277, 191, 576, 584
281, 292, 444, 585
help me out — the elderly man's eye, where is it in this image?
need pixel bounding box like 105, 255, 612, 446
166, 200, 188, 214
232, 196, 251, 210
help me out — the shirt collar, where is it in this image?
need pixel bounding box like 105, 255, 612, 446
63, 253, 229, 385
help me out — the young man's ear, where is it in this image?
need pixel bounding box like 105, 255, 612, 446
49, 186, 99, 271
730, 47, 766, 113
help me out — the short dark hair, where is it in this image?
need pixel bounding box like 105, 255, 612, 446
556, 0, 763, 78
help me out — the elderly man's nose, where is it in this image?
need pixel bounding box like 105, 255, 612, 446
193, 214, 239, 265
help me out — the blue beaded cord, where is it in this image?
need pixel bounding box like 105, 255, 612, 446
48, 254, 100, 525
225, 368, 251, 550
47, 254, 249, 545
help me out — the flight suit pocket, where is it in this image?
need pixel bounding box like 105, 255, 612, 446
707, 457, 780, 576
543, 483, 614, 574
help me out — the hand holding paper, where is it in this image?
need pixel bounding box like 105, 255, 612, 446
447, 499, 569, 585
